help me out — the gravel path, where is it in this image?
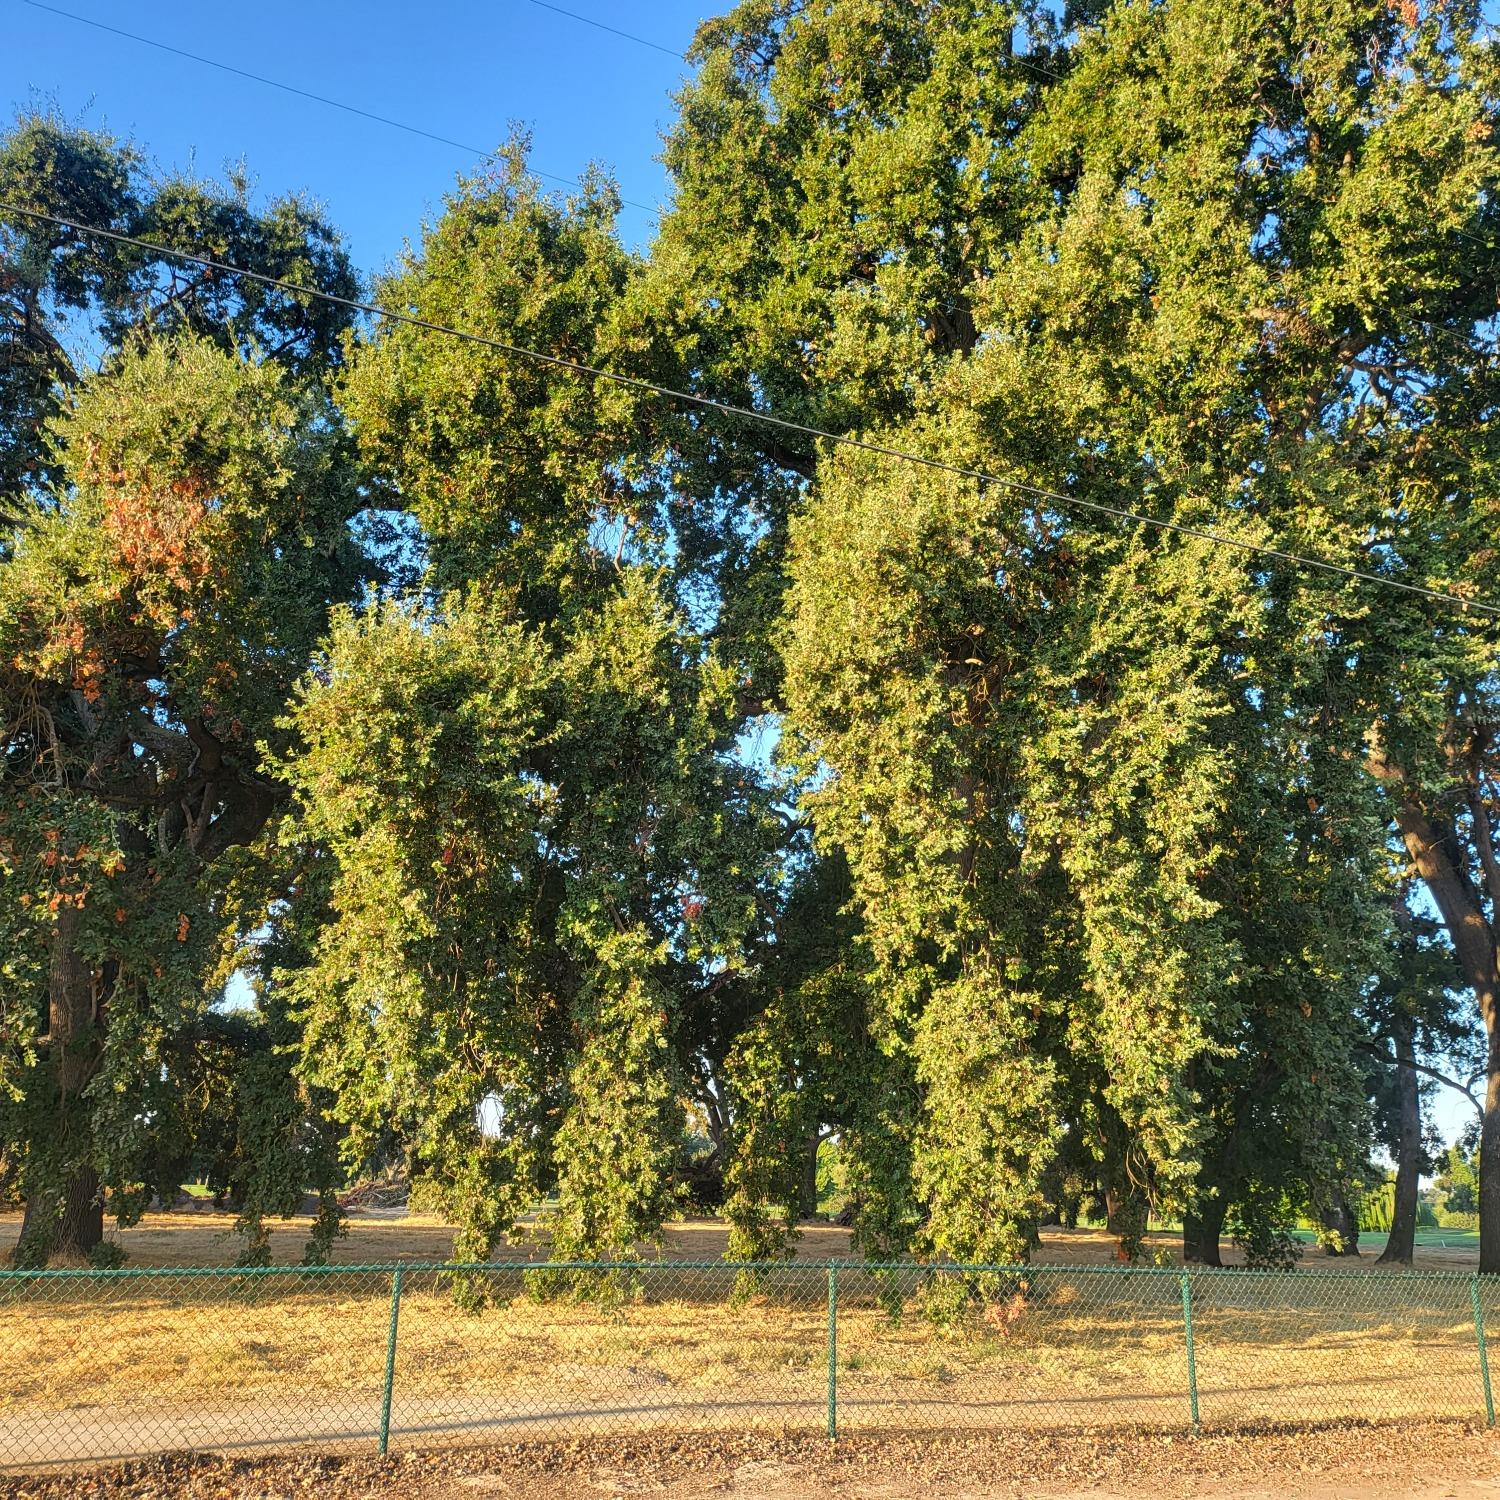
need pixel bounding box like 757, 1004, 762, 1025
0, 1377, 1482, 1473
0, 1387, 1185, 1471
2, 1424, 1499, 1499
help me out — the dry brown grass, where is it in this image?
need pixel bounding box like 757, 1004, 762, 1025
0, 1209, 1478, 1272
0, 1251, 1482, 1437
0, 1209, 864, 1268
0, 1210, 1486, 1467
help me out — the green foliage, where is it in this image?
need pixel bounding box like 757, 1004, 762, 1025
548, 933, 685, 1262
1230, 1186, 1304, 1271
1358, 1181, 1395, 1235
697, 0, 1496, 1263
7, 0, 1500, 1276
279, 572, 775, 1258
1437, 1147, 1480, 1223
275, 597, 562, 1259
86, 1239, 127, 1270
0, 110, 356, 512
338, 143, 647, 601
910, 972, 1059, 1265
718, 857, 920, 1262
0, 116, 368, 1263
815, 1136, 849, 1219
721, 1001, 812, 1261
276, 158, 791, 1262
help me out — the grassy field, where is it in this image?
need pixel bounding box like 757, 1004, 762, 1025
0, 1209, 1488, 1469
0, 1211, 1492, 1470
1285, 1226, 1482, 1253
0, 1257, 1487, 1446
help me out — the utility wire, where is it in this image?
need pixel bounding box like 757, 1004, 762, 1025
3, 200, 1496, 620
20, 0, 1064, 223
17, 0, 661, 218
522, 0, 684, 60
521, 0, 1069, 84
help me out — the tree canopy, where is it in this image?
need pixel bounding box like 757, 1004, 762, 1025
2, 0, 1498, 1272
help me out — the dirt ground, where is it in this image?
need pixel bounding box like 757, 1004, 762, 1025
0, 1208, 1481, 1272
1, 1426, 1498, 1500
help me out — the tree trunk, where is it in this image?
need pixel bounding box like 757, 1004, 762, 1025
16, 907, 104, 1265
19, 1163, 102, 1260
1376, 1014, 1421, 1267
798, 1129, 823, 1220
1367, 745, 1500, 1273
1483, 1040, 1500, 1276
1183, 1196, 1226, 1267
1319, 1197, 1361, 1256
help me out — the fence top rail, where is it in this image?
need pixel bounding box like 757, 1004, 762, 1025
0, 1258, 1495, 1284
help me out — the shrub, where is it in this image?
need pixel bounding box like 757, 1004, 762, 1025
1436, 1209, 1479, 1232
1357, 1181, 1394, 1233
1231, 1185, 1303, 1270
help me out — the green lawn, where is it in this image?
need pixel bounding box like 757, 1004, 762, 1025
1285, 1226, 1480, 1251
1143, 1218, 1481, 1253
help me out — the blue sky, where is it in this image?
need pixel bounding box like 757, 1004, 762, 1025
6, 0, 705, 268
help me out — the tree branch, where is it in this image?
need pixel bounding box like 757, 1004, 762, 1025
1355, 1040, 1483, 1119
1467, 778, 1500, 915
1367, 731, 1500, 1032
123, 711, 196, 768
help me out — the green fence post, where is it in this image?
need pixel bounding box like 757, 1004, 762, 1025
1180, 1270, 1200, 1436
826, 1264, 838, 1441
1474, 1275, 1495, 1429
378, 1266, 406, 1457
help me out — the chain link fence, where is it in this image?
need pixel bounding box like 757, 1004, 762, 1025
0, 1260, 1493, 1469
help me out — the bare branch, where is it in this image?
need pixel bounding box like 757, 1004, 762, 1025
123, 711, 195, 766
1355, 1040, 1483, 1119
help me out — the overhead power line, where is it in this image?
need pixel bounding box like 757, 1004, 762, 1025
522, 0, 684, 60
18, 0, 660, 218
20, 0, 1068, 227
520, 0, 1069, 85
3, 201, 1495, 620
